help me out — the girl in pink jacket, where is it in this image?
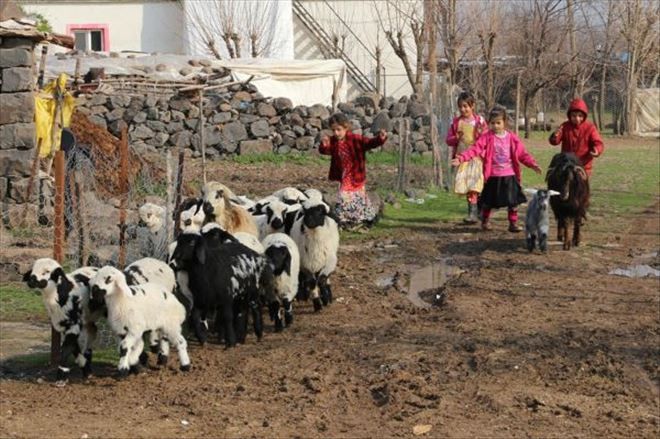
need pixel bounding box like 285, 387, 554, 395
451, 106, 542, 232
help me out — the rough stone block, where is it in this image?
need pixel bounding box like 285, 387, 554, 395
222, 121, 247, 143
308, 104, 329, 119
0, 177, 7, 200
146, 132, 169, 147
355, 93, 380, 110
1, 38, 35, 49
211, 112, 231, 124
0, 123, 34, 150
131, 125, 154, 140
0, 48, 33, 68
257, 102, 277, 117
171, 131, 192, 148
0, 149, 33, 177
88, 115, 107, 129
0, 92, 33, 124
295, 136, 315, 151
250, 119, 270, 137
240, 139, 273, 155
273, 97, 293, 113
372, 111, 393, 133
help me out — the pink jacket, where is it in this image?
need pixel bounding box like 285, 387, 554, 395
445, 114, 488, 158
456, 131, 538, 182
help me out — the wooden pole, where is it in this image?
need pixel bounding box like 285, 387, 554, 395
37, 45, 48, 89
117, 127, 129, 268
73, 57, 82, 88
165, 149, 173, 245
198, 89, 207, 185
51, 149, 65, 364
174, 147, 185, 237
515, 72, 522, 136
19, 139, 42, 227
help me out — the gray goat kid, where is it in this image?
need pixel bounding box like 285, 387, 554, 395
524, 189, 560, 253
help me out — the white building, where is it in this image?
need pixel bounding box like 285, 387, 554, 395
22, 0, 417, 98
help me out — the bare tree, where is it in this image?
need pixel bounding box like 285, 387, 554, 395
374, 0, 426, 94
619, 0, 659, 134
506, 0, 574, 138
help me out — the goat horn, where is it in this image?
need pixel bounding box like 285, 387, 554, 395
576, 166, 588, 180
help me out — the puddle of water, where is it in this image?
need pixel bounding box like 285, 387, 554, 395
609, 265, 660, 278
407, 259, 465, 308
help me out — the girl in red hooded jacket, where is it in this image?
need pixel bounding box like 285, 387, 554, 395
549, 98, 604, 177
319, 113, 387, 230
452, 106, 542, 232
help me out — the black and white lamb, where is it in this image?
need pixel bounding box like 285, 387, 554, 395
90, 266, 190, 375
23, 259, 100, 380
262, 233, 300, 330
252, 198, 289, 240
289, 198, 340, 311
272, 187, 307, 205
171, 227, 275, 347
524, 189, 560, 253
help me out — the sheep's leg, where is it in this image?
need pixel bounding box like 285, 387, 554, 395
283, 299, 293, 326
128, 337, 144, 374
163, 328, 190, 371
557, 218, 565, 242
250, 299, 264, 340
117, 333, 139, 376
222, 304, 237, 348
191, 308, 208, 345
563, 219, 571, 250
157, 336, 170, 366
526, 232, 536, 252
147, 330, 160, 353
269, 300, 283, 332
214, 305, 226, 344
539, 232, 548, 253
233, 300, 248, 344
572, 219, 581, 247
78, 323, 96, 378
319, 275, 332, 305
57, 333, 79, 381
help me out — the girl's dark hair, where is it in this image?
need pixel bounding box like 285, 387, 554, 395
457, 91, 476, 107
488, 105, 508, 123
328, 112, 351, 128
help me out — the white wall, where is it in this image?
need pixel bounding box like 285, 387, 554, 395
22, 1, 183, 54
294, 0, 417, 99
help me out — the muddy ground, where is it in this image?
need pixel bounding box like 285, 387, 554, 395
1, 142, 658, 438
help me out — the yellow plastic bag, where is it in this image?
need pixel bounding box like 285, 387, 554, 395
35, 73, 76, 158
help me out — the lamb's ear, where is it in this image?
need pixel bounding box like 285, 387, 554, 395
195, 243, 207, 265
116, 272, 132, 296
524, 188, 538, 196
50, 267, 66, 283
22, 269, 32, 282
548, 190, 560, 197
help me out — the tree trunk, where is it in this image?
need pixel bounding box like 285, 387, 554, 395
598, 63, 607, 131
523, 94, 531, 139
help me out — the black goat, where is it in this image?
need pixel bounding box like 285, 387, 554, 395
545, 153, 590, 250
171, 228, 274, 348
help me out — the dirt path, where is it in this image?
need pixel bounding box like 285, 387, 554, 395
0, 160, 658, 438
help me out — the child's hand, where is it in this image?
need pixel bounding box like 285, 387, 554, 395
450, 158, 461, 167
378, 129, 387, 141
553, 127, 561, 138
457, 130, 464, 139
589, 150, 600, 157
320, 135, 330, 148
533, 165, 542, 175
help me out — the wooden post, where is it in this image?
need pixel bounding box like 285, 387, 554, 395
198, 89, 207, 185
19, 139, 42, 227
51, 149, 65, 364
165, 149, 173, 244
174, 147, 185, 237
515, 72, 522, 136
117, 127, 129, 268
397, 119, 410, 192
73, 57, 82, 88
37, 45, 48, 89
375, 45, 382, 95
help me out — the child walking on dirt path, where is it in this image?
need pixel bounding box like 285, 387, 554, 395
319, 113, 387, 231
451, 106, 542, 232
446, 91, 489, 224
549, 98, 604, 177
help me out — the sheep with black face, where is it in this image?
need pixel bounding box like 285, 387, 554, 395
262, 233, 300, 330
289, 198, 340, 311
89, 266, 190, 376
23, 259, 99, 380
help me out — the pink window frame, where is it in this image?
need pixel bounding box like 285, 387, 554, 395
66, 24, 110, 51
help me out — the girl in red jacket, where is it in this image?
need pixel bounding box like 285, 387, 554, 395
446, 91, 488, 224
451, 106, 542, 232
319, 113, 387, 229
549, 98, 604, 177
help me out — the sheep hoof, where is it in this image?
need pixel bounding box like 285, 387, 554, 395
149, 344, 160, 354
157, 354, 168, 366
313, 299, 323, 312
284, 312, 293, 326
180, 364, 191, 372
56, 368, 70, 382
81, 364, 92, 379
117, 368, 130, 378
129, 365, 141, 375
139, 352, 149, 366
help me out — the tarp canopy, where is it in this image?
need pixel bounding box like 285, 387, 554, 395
635, 88, 660, 137
219, 58, 347, 107
41, 54, 347, 106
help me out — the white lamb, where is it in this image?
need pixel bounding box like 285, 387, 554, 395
262, 233, 300, 329
289, 198, 340, 311
90, 266, 191, 375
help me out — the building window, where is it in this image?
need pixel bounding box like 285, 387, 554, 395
74, 29, 103, 51
66, 24, 109, 52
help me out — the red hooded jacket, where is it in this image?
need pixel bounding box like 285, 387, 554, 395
549, 98, 604, 175
318, 131, 385, 185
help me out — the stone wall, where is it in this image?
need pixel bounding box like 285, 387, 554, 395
76, 86, 435, 158
0, 36, 39, 224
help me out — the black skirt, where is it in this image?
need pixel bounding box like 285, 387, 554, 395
478, 175, 527, 209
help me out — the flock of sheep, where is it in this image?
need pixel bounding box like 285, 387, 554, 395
23, 182, 340, 380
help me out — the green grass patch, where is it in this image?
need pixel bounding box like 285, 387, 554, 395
2, 348, 119, 370
0, 283, 47, 321
7, 226, 39, 239
367, 150, 434, 166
